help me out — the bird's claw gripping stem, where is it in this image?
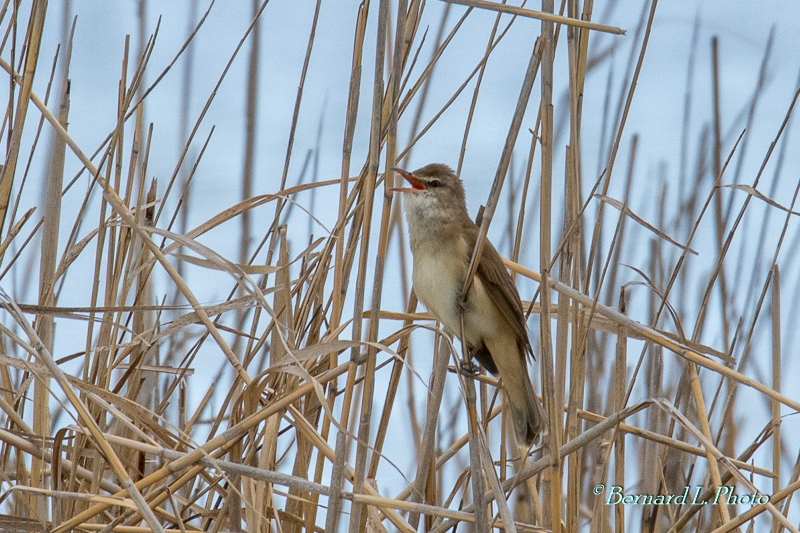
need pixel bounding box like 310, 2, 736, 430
459, 360, 480, 377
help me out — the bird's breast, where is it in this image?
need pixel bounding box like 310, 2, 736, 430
412, 239, 465, 336
411, 237, 501, 345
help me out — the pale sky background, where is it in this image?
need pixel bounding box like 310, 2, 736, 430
3, 0, 800, 527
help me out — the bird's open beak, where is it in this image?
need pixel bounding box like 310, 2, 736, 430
389, 167, 426, 193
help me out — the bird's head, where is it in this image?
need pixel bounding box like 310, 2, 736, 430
391, 164, 468, 220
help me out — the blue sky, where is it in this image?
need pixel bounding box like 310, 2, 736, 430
3, 0, 800, 527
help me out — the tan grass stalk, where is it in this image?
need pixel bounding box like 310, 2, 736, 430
1, 3, 798, 531
771, 265, 782, 531
443, 0, 625, 35
0, 0, 46, 235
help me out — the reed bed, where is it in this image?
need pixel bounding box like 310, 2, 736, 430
0, 1, 798, 532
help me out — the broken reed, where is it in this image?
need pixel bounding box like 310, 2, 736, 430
0, 1, 797, 532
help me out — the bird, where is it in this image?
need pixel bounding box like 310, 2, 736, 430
392, 163, 545, 445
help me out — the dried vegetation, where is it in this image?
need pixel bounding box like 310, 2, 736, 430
0, 1, 798, 532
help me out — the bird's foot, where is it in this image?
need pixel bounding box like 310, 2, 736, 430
459, 360, 480, 377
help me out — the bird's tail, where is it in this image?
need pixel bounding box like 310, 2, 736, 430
487, 335, 545, 446
516, 371, 546, 445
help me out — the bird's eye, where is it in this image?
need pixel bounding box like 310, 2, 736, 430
429, 179, 441, 188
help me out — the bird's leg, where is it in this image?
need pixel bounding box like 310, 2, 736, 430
458, 359, 481, 377
457, 296, 479, 376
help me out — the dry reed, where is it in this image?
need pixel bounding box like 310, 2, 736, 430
0, 1, 797, 532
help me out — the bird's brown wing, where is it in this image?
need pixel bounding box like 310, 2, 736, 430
462, 223, 534, 357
